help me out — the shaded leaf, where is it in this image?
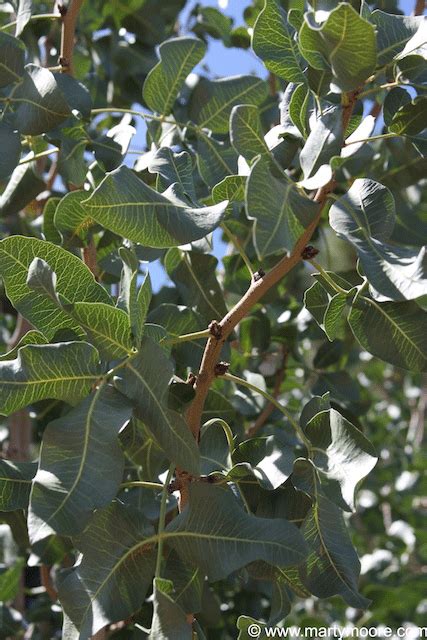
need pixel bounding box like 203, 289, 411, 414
0, 122, 21, 181
371, 10, 423, 66
57, 501, 156, 638
148, 147, 196, 201
305, 409, 377, 511
166, 483, 308, 580
29, 385, 132, 543
348, 296, 427, 372
0, 460, 36, 511
388, 96, 427, 136
165, 248, 228, 322
329, 179, 427, 300
13, 65, 71, 135
149, 578, 192, 640
293, 459, 370, 608
0, 32, 25, 87
114, 337, 200, 475
299, 105, 343, 189
246, 157, 319, 259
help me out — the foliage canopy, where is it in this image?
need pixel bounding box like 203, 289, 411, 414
0, 0, 426, 638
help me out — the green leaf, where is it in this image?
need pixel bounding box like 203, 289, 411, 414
0, 342, 101, 416
148, 147, 197, 201
304, 280, 330, 327
0, 32, 25, 87
42, 197, 62, 244
190, 75, 268, 134
246, 157, 319, 259
252, 0, 306, 83
0, 160, 45, 219
54, 190, 94, 243
28, 385, 133, 543
149, 578, 192, 640
289, 83, 312, 138
57, 501, 156, 638
230, 435, 295, 490
0, 122, 21, 181
371, 10, 423, 66
0, 460, 36, 511
70, 302, 133, 360
299, 105, 343, 189
143, 37, 206, 115
114, 337, 201, 475
147, 303, 205, 369
165, 483, 308, 580
25, 258, 131, 360
13, 65, 71, 135
324, 292, 348, 341
212, 175, 246, 205
305, 409, 377, 511
196, 131, 237, 187
0, 330, 47, 362
0, 236, 111, 338
293, 459, 370, 609
383, 87, 411, 127
388, 96, 427, 136
0, 559, 25, 602
299, 4, 376, 91
165, 249, 228, 322
82, 166, 227, 248
118, 256, 152, 347
230, 104, 269, 163
329, 179, 427, 301
348, 296, 427, 372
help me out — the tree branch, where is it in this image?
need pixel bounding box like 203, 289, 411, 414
178, 89, 360, 508
58, 0, 85, 75
413, 0, 425, 15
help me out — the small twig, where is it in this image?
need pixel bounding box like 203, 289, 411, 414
413, 0, 425, 15
155, 465, 175, 578
40, 565, 58, 602
82, 238, 99, 279
1, 12, 60, 30
59, 0, 85, 75
247, 346, 289, 438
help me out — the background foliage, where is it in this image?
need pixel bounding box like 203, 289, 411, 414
0, 0, 426, 638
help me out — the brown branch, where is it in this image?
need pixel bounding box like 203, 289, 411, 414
413, 0, 425, 15
246, 347, 289, 438
82, 239, 99, 279
178, 89, 359, 509
58, 0, 85, 75
40, 565, 58, 602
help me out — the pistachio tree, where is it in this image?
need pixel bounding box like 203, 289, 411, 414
0, 0, 426, 638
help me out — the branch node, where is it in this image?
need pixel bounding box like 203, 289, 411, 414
186, 372, 197, 387
208, 320, 222, 339
253, 268, 265, 282
58, 3, 68, 18
301, 245, 319, 260
214, 361, 230, 376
